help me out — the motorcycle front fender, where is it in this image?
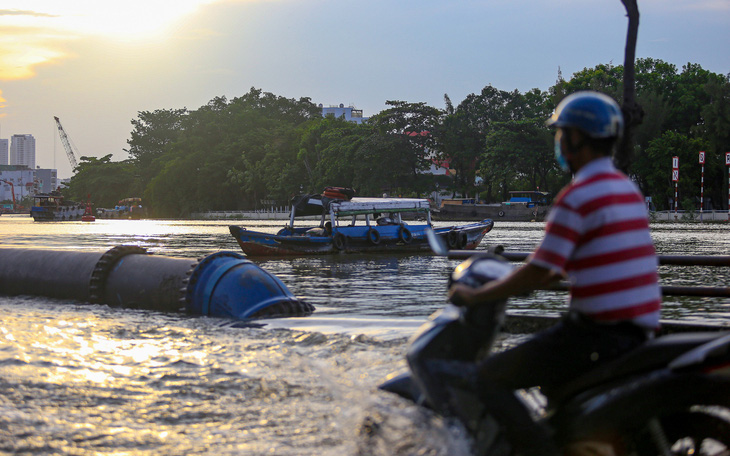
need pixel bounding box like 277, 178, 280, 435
378, 371, 425, 404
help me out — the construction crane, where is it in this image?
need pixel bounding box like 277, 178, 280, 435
0, 179, 17, 211
54, 116, 79, 169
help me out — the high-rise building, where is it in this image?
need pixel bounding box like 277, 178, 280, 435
0, 139, 8, 165
34, 168, 58, 193
10, 134, 36, 169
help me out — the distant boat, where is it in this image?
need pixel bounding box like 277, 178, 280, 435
97, 197, 145, 219
433, 191, 551, 221
229, 193, 493, 256
30, 193, 85, 221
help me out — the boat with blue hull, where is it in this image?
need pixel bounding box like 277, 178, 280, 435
229, 195, 493, 256
30, 193, 85, 221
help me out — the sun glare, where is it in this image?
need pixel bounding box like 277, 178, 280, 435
0, 0, 219, 80
2, 0, 218, 38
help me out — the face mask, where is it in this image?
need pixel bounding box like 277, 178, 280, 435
554, 137, 569, 172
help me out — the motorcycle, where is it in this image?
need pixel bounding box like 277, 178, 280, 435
379, 254, 730, 455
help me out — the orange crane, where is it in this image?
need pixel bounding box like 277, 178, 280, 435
0, 179, 17, 212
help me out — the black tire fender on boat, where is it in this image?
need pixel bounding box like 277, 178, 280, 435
498, 210, 505, 217
458, 232, 469, 249
367, 228, 381, 245
447, 230, 459, 249
398, 226, 413, 244
333, 232, 347, 250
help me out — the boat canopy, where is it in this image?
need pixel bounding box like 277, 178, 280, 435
291, 194, 329, 217
330, 198, 430, 216
291, 194, 431, 218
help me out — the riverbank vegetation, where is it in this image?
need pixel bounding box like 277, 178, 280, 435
63, 59, 730, 218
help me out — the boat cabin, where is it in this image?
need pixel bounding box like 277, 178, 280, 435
33, 193, 65, 208
287, 195, 431, 234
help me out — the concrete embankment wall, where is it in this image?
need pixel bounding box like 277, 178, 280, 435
652, 210, 729, 222
192, 209, 730, 222
191, 210, 318, 220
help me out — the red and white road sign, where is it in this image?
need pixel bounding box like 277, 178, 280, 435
699, 151, 706, 164
672, 169, 679, 182
672, 156, 679, 169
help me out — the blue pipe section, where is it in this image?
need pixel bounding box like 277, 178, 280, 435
185, 251, 309, 319
0, 247, 313, 320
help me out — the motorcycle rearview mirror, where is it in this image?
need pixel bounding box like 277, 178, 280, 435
425, 228, 449, 255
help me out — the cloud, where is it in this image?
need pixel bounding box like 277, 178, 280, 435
0, 0, 222, 80
0, 89, 6, 118
0, 7, 75, 80
0, 9, 58, 18
0, 27, 70, 80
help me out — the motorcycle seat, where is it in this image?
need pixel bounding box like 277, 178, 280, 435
548, 331, 729, 407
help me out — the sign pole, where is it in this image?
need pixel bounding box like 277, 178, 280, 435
726, 152, 730, 222
672, 156, 679, 218
676, 181, 678, 215
699, 151, 705, 222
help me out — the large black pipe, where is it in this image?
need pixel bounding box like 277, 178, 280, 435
0, 246, 313, 319
442, 249, 730, 298
476, 250, 730, 267
0, 248, 101, 301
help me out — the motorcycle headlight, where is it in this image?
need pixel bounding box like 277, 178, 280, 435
449, 255, 513, 289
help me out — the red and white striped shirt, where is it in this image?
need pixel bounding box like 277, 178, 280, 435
530, 157, 661, 329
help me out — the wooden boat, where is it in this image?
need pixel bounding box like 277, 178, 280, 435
433, 191, 551, 221
229, 194, 493, 256
30, 193, 85, 221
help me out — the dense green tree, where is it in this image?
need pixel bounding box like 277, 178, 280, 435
482, 119, 558, 201
63, 154, 141, 208
297, 116, 367, 193
126, 108, 188, 183
57, 61, 730, 216
431, 95, 482, 199
643, 131, 710, 210
549, 59, 730, 208
442, 86, 552, 202
135, 89, 317, 216
552, 63, 623, 103
365, 100, 442, 196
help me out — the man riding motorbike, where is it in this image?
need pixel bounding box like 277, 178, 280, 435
447, 91, 661, 456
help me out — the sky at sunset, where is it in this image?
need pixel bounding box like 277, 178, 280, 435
0, 0, 728, 179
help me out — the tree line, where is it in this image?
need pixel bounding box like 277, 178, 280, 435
63, 59, 730, 217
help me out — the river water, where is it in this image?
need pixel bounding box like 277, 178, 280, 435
1, 215, 729, 455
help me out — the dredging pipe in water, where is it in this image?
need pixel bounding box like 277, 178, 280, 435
0, 246, 314, 320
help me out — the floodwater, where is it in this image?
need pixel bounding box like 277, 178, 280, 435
1, 215, 728, 455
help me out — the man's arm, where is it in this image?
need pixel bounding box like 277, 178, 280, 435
448, 262, 562, 307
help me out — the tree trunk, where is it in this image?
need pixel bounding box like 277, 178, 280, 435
615, 0, 643, 173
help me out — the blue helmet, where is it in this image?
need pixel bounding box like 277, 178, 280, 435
546, 91, 624, 139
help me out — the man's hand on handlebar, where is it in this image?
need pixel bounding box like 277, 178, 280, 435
448, 283, 482, 307
448, 263, 563, 307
